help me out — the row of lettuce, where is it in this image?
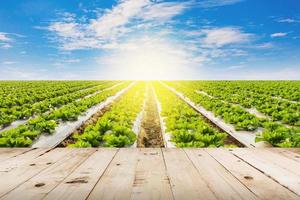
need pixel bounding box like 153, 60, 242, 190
180, 81, 299, 126
0, 82, 129, 147
164, 81, 300, 147
69, 82, 146, 147
70, 82, 233, 148
154, 82, 233, 147
0, 81, 109, 108
1, 80, 298, 148
1, 80, 234, 148
0, 81, 118, 128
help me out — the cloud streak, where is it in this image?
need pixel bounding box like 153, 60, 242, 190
277, 18, 300, 23
270, 32, 288, 38
196, 0, 244, 8
0, 32, 13, 49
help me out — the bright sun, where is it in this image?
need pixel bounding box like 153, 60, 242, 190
99, 36, 192, 80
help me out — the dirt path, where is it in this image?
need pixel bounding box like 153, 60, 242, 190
137, 85, 164, 148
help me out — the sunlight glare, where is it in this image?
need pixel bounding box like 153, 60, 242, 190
99, 37, 191, 80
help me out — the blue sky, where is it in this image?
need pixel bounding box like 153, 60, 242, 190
0, 0, 299, 80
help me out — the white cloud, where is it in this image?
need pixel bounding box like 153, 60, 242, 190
89, 0, 148, 38
49, 22, 83, 38
270, 32, 288, 38
63, 59, 80, 63
0, 32, 12, 42
137, 1, 189, 22
200, 27, 252, 47
247, 42, 273, 49
0, 32, 13, 49
196, 0, 244, 8
38, 0, 274, 80
0, 43, 12, 49
277, 18, 300, 23
44, 0, 189, 51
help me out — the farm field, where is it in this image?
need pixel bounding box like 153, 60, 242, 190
0, 80, 299, 148
2, 1, 300, 198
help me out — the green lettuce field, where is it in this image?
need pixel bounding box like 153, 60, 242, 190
0, 81, 299, 148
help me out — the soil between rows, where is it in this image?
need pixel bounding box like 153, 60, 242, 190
137, 86, 164, 148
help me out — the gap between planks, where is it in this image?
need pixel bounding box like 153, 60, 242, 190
0, 148, 299, 200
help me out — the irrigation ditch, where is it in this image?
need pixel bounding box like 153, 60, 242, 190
137, 85, 165, 148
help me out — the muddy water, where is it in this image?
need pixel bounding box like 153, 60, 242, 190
137, 86, 164, 148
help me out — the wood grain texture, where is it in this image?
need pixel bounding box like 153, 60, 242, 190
44, 149, 117, 200
184, 148, 257, 200
87, 148, 139, 200
130, 148, 173, 200
0, 148, 299, 200
0, 148, 32, 162
232, 149, 300, 199
207, 148, 299, 200
1, 149, 94, 200
0, 148, 73, 198
162, 148, 218, 200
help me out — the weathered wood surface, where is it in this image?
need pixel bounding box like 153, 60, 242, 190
0, 148, 299, 200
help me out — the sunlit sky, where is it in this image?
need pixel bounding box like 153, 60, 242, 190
0, 0, 300, 80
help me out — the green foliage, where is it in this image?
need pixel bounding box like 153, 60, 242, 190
69, 83, 145, 148
155, 82, 227, 147
0, 81, 127, 147
164, 81, 300, 147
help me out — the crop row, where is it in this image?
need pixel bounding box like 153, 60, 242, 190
184, 81, 300, 101
154, 82, 230, 147
0, 81, 83, 94
0, 82, 130, 147
0, 81, 108, 108
69, 82, 146, 147
164, 81, 300, 147
181, 81, 300, 126
0, 81, 118, 128
165, 82, 263, 131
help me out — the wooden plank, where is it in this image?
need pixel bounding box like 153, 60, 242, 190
44, 149, 117, 200
162, 148, 217, 200
0, 148, 32, 162
284, 148, 300, 155
1, 149, 94, 200
207, 148, 299, 200
87, 148, 139, 200
249, 148, 300, 176
230, 148, 300, 196
269, 149, 300, 163
0, 148, 73, 198
130, 148, 173, 200
0, 148, 51, 174
184, 149, 257, 200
